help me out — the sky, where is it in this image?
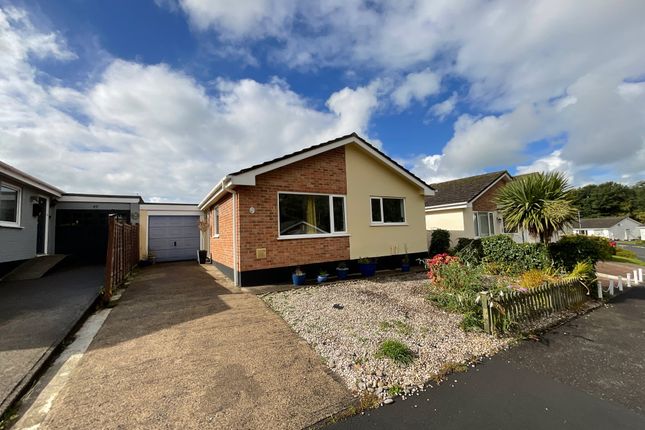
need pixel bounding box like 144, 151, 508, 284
0, 0, 644, 203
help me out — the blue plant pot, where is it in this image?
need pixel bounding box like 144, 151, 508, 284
401, 263, 410, 272
317, 275, 328, 283
359, 262, 377, 277
336, 268, 349, 280
292, 274, 306, 286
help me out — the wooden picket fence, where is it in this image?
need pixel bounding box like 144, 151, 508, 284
480, 280, 589, 334
104, 214, 139, 301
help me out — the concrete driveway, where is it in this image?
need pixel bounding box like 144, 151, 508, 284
41, 262, 353, 429
329, 286, 645, 429
0, 264, 104, 418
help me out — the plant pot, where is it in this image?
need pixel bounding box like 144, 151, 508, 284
336, 268, 349, 280
317, 275, 328, 283
359, 262, 377, 277
401, 263, 410, 272
292, 273, 306, 286
198, 250, 207, 264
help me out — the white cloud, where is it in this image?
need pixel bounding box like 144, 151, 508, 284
429, 92, 458, 120
516, 150, 575, 180
0, 8, 381, 202
391, 69, 441, 108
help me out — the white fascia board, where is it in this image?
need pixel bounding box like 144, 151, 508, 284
140, 204, 200, 211
198, 177, 233, 210
0, 163, 63, 197
146, 209, 203, 216
58, 195, 141, 204
425, 202, 468, 212
228, 136, 434, 195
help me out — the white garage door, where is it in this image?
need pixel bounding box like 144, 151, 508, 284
148, 216, 200, 262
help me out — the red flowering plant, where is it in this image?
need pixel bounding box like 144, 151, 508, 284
426, 253, 460, 284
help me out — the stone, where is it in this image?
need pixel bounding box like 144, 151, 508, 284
384, 398, 394, 405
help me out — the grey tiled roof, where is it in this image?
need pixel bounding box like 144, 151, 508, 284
424, 171, 508, 207
576, 216, 640, 229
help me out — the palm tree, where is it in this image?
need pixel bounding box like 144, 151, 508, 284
496, 172, 577, 244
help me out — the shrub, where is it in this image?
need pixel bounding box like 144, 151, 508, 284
481, 235, 550, 275
519, 269, 550, 289
548, 235, 614, 271
453, 238, 483, 265
429, 229, 451, 256
426, 253, 460, 283
375, 339, 414, 365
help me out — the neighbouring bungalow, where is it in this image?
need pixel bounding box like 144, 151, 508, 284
197, 133, 435, 287
573, 216, 643, 241
424, 171, 514, 246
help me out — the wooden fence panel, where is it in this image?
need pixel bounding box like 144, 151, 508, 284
482, 280, 589, 334
103, 214, 139, 301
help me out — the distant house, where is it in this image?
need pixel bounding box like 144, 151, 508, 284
198, 133, 435, 287
573, 216, 642, 241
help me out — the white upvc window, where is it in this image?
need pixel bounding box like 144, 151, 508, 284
0, 182, 21, 228
212, 206, 219, 237
474, 211, 495, 237
277, 192, 347, 239
370, 196, 406, 225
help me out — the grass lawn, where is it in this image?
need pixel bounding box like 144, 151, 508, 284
611, 255, 645, 266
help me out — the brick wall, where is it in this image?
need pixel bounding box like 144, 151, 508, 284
472, 176, 510, 211
210, 193, 234, 268
236, 147, 350, 271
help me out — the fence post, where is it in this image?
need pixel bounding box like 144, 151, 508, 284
103, 215, 116, 302
639, 268, 644, 284
627, 273, 632, 288
609, 279, 614, 295
634, 269, 639, 286
618, 276, 623, 292
597, 281, 603, 299
480, 292, 491, 334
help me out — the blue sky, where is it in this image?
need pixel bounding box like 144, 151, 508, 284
1, 1, 644, 202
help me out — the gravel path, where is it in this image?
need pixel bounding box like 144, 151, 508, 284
264, 273, 510, 401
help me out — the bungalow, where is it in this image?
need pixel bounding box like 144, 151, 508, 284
197, 133, 435, 287
424, 171, 513, 246
573, 216, 642, 241
0, 160, 63, 275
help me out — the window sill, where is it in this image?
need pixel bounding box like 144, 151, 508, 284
277, 233, 350, 240
370, 223, 408, 227
0, 223, 23, 229
213, 234, 220, 239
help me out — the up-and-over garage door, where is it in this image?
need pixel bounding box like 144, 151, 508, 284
148, 216, 200, 262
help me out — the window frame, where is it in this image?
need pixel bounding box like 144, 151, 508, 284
370, 196, 407, 226
473, 211, 495, 238
212, 206, 220, 238
277, 191, 348, 240
0, 181, 22, 228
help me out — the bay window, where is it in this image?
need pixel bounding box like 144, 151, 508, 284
474, 211, 495, 237
0, 183, 21, 227
371, 197, 405, 224
278, 193, 346, 238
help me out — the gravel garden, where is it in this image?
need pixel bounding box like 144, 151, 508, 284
263, 271, 510, 403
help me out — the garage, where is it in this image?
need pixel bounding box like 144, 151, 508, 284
148, 215, 200, 262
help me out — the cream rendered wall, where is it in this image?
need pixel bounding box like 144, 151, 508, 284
345, 144, 427, 259
425, 208, 465, 231
139, 209, 148, 259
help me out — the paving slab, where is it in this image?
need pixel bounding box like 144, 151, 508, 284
0, 264, 104, 418
41, 262, 353, 430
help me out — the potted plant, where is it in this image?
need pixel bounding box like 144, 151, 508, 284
401, 254, 410, 272
197, 220, 209, 264
358, 257, 377, 277
336, 262, 349, 280
292, 267, 306, 286
317, 270, 329, 283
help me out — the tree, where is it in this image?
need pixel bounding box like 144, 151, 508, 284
496, 172, 577, 244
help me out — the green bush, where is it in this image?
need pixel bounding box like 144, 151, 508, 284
548, 235, 614, 271
429, 229, 451, 256
453, 238, 483, 265
480, 235, 550, 275
375, 339, 414, 365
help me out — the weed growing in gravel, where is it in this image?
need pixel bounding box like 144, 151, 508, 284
379, 320, 413, 336
387, 384, 404, 396
375, 339, 414, 365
